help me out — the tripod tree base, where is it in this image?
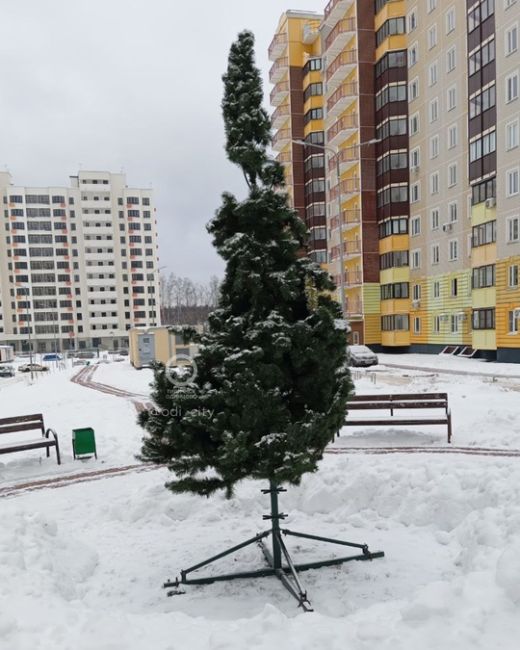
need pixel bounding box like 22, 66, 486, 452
163, 485, 384, 612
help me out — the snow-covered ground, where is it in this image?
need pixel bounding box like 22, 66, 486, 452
1, 354, 520, 649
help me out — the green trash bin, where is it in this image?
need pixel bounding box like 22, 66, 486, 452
72, 427, 98, 459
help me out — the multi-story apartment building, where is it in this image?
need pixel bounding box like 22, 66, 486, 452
270, 0, 520, 362
269, 10, 328, 265
0, 170, 160, 353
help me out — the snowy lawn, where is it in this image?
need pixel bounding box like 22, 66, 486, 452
1, 354, 520, 648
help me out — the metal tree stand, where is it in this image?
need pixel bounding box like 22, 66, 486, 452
163, 483, 384, 612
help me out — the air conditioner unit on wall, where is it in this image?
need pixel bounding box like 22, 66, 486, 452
442, 223, 453, 232
485, 198, 496, 208
412, 299, 421, 308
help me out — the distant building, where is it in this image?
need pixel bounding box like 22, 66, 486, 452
0, 170, 160, 352
129, 326, 199, 369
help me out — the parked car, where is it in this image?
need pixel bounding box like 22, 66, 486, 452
0, 365, 15, 378
42, 353, 63, 362
347, 345, 379, 367
18, 363, 49, 373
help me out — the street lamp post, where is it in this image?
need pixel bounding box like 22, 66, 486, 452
293, 138, 379, 320
22, 285, 34, 382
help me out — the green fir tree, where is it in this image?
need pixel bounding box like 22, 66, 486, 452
138, 30, 353, 498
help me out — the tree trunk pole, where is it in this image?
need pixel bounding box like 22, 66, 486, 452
270, 481, 282, 570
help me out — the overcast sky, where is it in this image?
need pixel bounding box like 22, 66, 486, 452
0, 0, 321, 283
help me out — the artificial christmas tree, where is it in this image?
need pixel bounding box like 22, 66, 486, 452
139, 30, 383, 610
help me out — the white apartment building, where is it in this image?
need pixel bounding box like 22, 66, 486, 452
0, 170, 160, 353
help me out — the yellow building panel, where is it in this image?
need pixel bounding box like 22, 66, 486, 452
375, 35, 407, 62
380, 267, 409, 285
303, 119, 324, 138
496, 256, 520, 348
472, 243, 496, 267
472, 203, 496, 227
303, 96, 324, 113
379, 234, 409, 254
472, 330, 496, 350
381, 331, 410, 347
303, 70, 322, 85
375, 0, 405, 29
363, 284, 381, 314
380, 298, 410, 315
472, 287, 496, 309
364, 314, 381, 345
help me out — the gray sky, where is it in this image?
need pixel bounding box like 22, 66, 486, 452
0, 0, 321, 283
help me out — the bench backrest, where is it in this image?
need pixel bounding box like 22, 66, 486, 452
350, 393, 447, 403
0, 414, 45, 436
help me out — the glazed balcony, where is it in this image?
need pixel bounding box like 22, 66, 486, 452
272, 128, 291, 151
324, 18, 356, 57
326, 82, 358, 118
269, 57, 289, 84
326, 113, 358, 149
270, 80, 290, 106
323, 0, 355, 27
268, 32, 288, 62
326, 49, 357, 90
329, 208, 361, 231
271, 104, 290, 130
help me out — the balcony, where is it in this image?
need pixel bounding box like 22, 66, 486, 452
271, 104, 290, 129
268, 32, 288, 61
323, 0, 354, 27
327, 113, 358, 149
326, 49, 357, 89
270, 80, 290, 107
324, 18, 356, 57
345, 271, 362, 287
330, 239, 361, 261
269, 57, 288, 84
303, 23, 319, 45
330, 146, 359, 175
327, 82, 358, 118
329, 208, 360, 230
329, 177, 361, 201
276, 151, 292, 165
272, 128, 291, 151
345, 300, 363, 319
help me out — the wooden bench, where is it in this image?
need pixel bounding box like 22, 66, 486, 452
0, 414, 61, 464
344, 393, 452, 443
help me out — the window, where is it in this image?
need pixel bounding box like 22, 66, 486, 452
472, 265, 496, 288
409, 78, 419, 100
506, 119, 520, 150
451, 315, 459, 333
413, 284, 421, 300
471, 178, 496, 205
303, 58, 322, 75
447, 85, 457, 110
414, 317, 421, 334
410, 148, 420, 169
304, 107, 324, 124
375, 50, 407, 76
411, 249, 421, 269
431, 208, 440, 230
303, 83, 323, 102
506, 24, 518, 55
376, 116, 407, 140
430, 135, 439, 159
446, 7, 456, 33
506, 72, 519, 103
408, 9, 417, 32
408, 43, 418, 66
509, 264, 519, 287
433, 281, 440, 298
505, 0, 517, 9
448, 124, 458, 149
451, 278, 458, 297
429, 98, 439, 123
431, 244, 440, 264
429, 61, 438, 86
469, 38, 495, 76
377, 151, 408, 176
446, 46, 456, 72
410, 113, 419, 135
469, 84, 496, 118
411, 216, 421, 236
430, 172, 439, 194
446, 204, 458, 226
469, 130, 496, 162
410, 182, 420, 203
376, 17, 406, 47
472, 220, 497, 247
508, 310, 519, 334
449, 239, 458, 261
378, 217, 408, 238
472, 308, 495, 330
375, 83, 407, 109
433, 316, 441, 333
468, 0, 495, 33
380, 250, 409, 269
428, 0, 437, 12
448, 164, 458, 187
381, 315, 409, 331
380, 283, 409, 299
428, 24, 437, 49
507, 169, 520, 196
377, 184, 408, 207
507, 216, 519, 242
